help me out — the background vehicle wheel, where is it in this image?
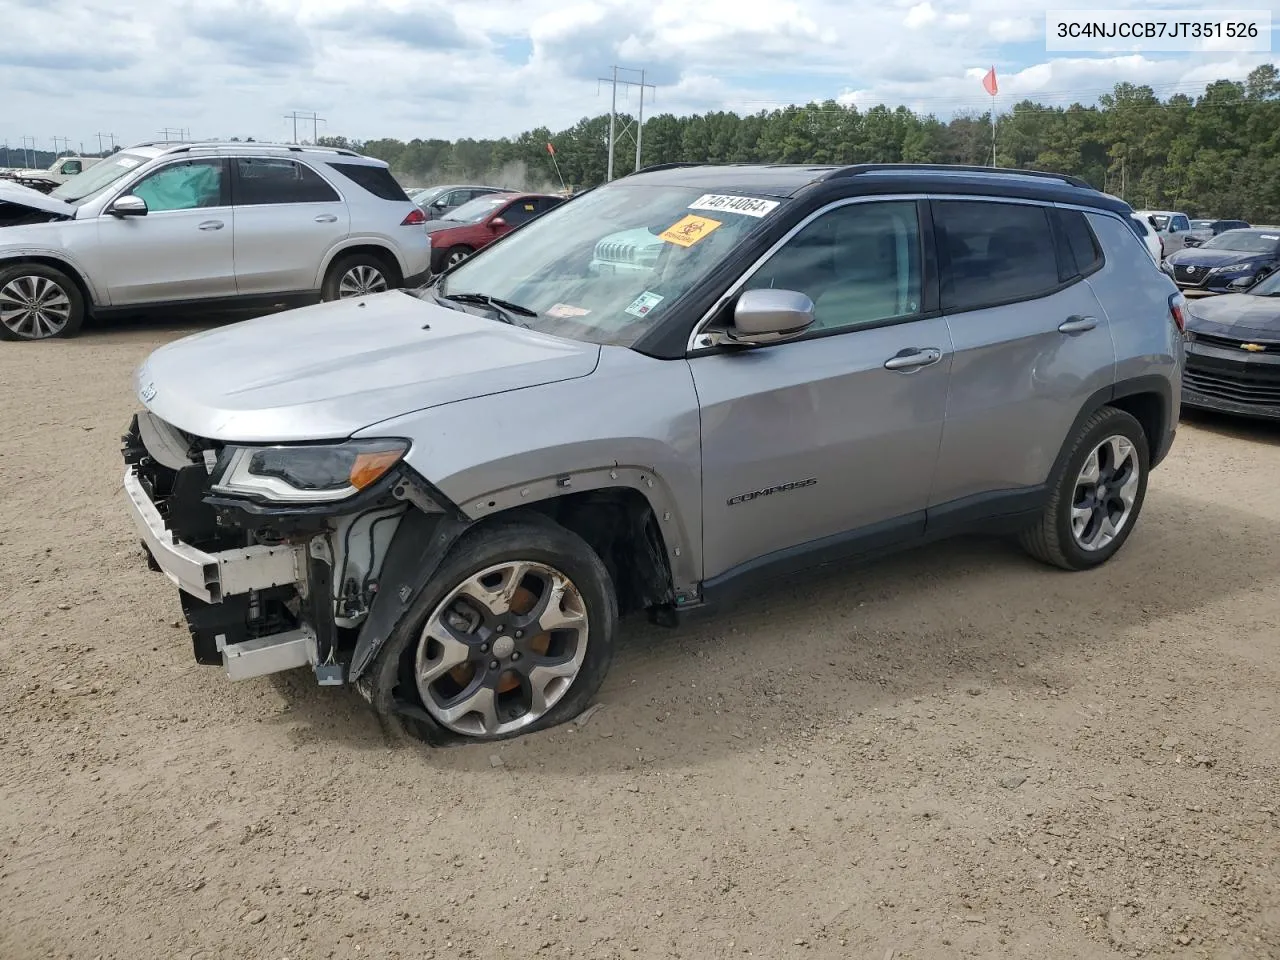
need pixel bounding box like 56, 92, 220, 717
1019, 406, 1150, 571
0, 263, 85, 341
442, 246, 473, 270
321, 253, 399, 301
365, 515, 618, 746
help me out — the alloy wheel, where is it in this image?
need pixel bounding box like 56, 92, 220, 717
337, 264, 388, 298
0, 275, 73, 339
1070, 434, 1141, 552
447, 250, 469, 267
414, 560, 590, 737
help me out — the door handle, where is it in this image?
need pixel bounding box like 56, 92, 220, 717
1058, 315, 1098, 333
883, 347, 942, 371
198, 220, 224, 231
314, 214, 338, 223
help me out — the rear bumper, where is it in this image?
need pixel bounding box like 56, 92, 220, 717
123, 464, 324, 681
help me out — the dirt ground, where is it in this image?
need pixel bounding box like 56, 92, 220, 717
1, 319, 1278, 960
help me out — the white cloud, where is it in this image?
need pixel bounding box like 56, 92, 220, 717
0, 0, 1270, 153
904, 3, 937, 29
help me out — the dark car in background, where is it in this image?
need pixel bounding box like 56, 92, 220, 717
1183, 218, 1250, 248
1181, 267, 1280, 420
1162, 228, 1280, 295
414, 184, 512, 220
423, 192, 566, 272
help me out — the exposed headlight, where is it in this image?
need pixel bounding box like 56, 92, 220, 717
1160, 261, 1175, 275
1208, 263, 1248, 276
212, 439, 408, 503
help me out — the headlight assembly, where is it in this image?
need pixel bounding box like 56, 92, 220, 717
212, 439, 408, 503
1208, 264, 1247, 276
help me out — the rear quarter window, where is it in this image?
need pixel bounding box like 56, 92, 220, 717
1052, 208, 1104, 278
327, 163, 411, 202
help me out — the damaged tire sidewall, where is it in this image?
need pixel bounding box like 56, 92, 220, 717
364, 513, 618, 747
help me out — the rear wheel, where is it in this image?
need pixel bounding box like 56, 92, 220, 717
366, 516, 617, 745
321, 252, 398, 301
0, 263, 85, 341
1019, 406, 1149, 571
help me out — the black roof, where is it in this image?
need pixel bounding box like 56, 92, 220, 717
625, 162, 1131, 215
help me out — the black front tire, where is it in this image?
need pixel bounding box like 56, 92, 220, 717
1019, 406, 1150, 571
364, 514, 618, 746
0, 263, 86, 341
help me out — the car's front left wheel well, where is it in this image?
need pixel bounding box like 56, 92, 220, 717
1, 255, 95, 310
529, 488, 676, 618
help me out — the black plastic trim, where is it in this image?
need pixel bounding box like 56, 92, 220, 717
346, 508, 474, 681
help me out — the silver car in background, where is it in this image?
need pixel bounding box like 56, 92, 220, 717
0, 141, 431, 341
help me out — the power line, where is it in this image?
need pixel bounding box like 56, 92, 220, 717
597, 66, 656, 181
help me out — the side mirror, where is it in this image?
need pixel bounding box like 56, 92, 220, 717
726, 288, 815, 345
108, 195, 148, 217
490, 216, 508, 229
432, 199, 448, 209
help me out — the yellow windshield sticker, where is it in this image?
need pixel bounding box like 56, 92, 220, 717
660, 214, 722, 248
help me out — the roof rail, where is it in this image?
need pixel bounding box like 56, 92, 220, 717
631, 162, 707, 175
125, 140, 362, 158
829, 162, 1094, 190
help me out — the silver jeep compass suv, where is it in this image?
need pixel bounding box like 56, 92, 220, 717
121, 163, 1185, 744
0, 140, 431, 340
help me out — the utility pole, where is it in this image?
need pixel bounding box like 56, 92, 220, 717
21, 136, 36, 168
159, 127, 184, 141
96, 132, 117, 153
283, 111, 325, 144
596, 66, 656, 181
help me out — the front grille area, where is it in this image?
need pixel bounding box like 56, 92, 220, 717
122, 412, 234, 550
1184, 353, 1280, 407
1176, 264, 1208, 286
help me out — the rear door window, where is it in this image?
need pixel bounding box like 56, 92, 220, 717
235, 158, 339, 205
934, 200, 1062, 313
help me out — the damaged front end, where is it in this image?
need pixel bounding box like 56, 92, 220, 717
121, 411, 459, 686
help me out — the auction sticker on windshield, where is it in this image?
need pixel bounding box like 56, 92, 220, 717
688, 194, 779, 218
660, 215, 722, 248
625, 291, 664, 319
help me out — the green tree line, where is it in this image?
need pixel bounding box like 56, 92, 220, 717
330, 65, 1272, 222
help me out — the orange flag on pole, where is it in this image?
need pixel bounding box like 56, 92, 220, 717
982, 66, 998, 96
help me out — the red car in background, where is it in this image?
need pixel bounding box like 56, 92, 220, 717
423, 192, 567, 273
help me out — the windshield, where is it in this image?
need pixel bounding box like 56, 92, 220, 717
444, 195, 509, 223
1202, 231, 1279, 253
50, 153, 150, 205
436, 183, 786, 347
1191, 220, 1214, 230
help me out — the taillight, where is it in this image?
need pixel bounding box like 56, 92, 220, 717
1169, 292, 1186, 333
401, 208, 426, 226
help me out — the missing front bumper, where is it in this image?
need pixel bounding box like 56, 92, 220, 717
123, 464, 329, 681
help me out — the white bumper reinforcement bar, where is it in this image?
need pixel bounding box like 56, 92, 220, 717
122, 465, 307, 605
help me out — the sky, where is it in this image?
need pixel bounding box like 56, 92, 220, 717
1, 0, 1276, 154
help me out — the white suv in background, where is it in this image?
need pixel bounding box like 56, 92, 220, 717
1134, 209, 1191, 258
0, 141, 431, 341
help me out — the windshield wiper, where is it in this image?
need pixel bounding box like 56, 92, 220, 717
439, 292, 538, 325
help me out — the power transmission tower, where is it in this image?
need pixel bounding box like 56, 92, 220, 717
597, 66, 655, 181
284, 111, 325, 144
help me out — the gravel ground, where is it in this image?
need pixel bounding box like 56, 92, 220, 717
1, 320, 1278, 960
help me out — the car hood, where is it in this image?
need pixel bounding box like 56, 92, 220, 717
135, 291, 602, 443
1166, 247, 1268, 267
1186, 293, 1280, 343
0, 180, 76, 219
